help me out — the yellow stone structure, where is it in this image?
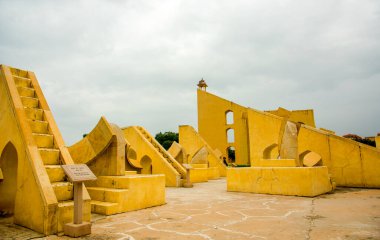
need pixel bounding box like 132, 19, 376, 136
0, 65, 91, 235
197, 88, 380, 196
166, 141, 208, 183
265, 107, 316, 127
176, 125, 226, 182
198, 90, 250, 166
122, 126, 187, 187
298, 126, 380, 188
227, 166, 333, 197
68, 117, 165, 215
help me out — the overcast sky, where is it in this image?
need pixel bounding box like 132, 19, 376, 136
1, 0, 379, 145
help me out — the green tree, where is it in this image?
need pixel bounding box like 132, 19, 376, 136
155, 131, 179, 150
343, 134, 376, 147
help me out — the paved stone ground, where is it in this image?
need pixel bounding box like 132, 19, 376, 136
0, 216, 44, 239
1, 178, 380, 240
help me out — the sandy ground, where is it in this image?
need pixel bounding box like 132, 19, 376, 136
1, 178, 379, 240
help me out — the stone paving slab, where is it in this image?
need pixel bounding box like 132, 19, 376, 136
1, 179, 380, 240
0, 216, 44, 240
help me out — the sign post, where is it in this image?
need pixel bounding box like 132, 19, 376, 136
61, 164, 97, 237
182, 164, 193, 188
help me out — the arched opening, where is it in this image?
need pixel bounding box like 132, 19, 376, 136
0, 142, 18, 216
226, 146, 235, 163
127, 147, 137, 162
263, 143, 279, 159
226, 111, 234, 125
227, 128, 235, 143
140, 155, 152, 174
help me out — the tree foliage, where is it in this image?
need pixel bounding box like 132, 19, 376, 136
228, 147, 235, 161
343, 134, 376, 147
155, 131, 179, 150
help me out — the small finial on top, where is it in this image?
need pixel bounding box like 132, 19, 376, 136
197, 78, 208, 91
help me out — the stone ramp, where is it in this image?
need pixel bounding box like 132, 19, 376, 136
123, 126, 186, 187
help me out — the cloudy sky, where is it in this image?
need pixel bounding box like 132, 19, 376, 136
1, 0, 379, 145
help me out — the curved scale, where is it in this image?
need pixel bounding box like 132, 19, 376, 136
68, 116, 115, 164
191, 146, 208, 164
126, 146, 142, 169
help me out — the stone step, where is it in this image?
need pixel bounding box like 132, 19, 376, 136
28, 119, 49, 134
17, 86, 35, 98
125, 171, 137, 175
20, 96, 39, 108
57, 200, 91, 233
94, 174, 163, 189
94, 175, 134, 189
90, 200, 120, 215
24, 107, 43, 121
39, 148, 60, 165
11, 68, 29, 78
52, 182, 73, 201
14, 76, 31, 88
45, 165, 66, 183
33, 133, 54, 148
86, 187, 128, 203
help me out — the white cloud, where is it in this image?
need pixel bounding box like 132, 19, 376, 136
0, 0, 379, 144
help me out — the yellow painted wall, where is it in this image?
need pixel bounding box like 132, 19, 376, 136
187, 163, 219, 182
89, 174, 166, 215
227, 167, 333, 197
123, 126, 181, 187
197, 90, 250, 165
289, 110, 315, 127
190, 164, 208, 168
266, 108, 316, 127
247, 108, 283, 164
298, 125, 380, 187
319, 128, 335, 134
189, 168, 209, 183
207, 167, 220, 180
121, 174, 165, 211
179, 125, 204, 157
251, 159, 297, 167
361, 145, 380, 188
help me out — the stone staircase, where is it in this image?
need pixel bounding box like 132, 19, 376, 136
136, 126, 187, 180
10, 67, 91, 232
87, 171, 137, 215
86, 170, 166, 215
